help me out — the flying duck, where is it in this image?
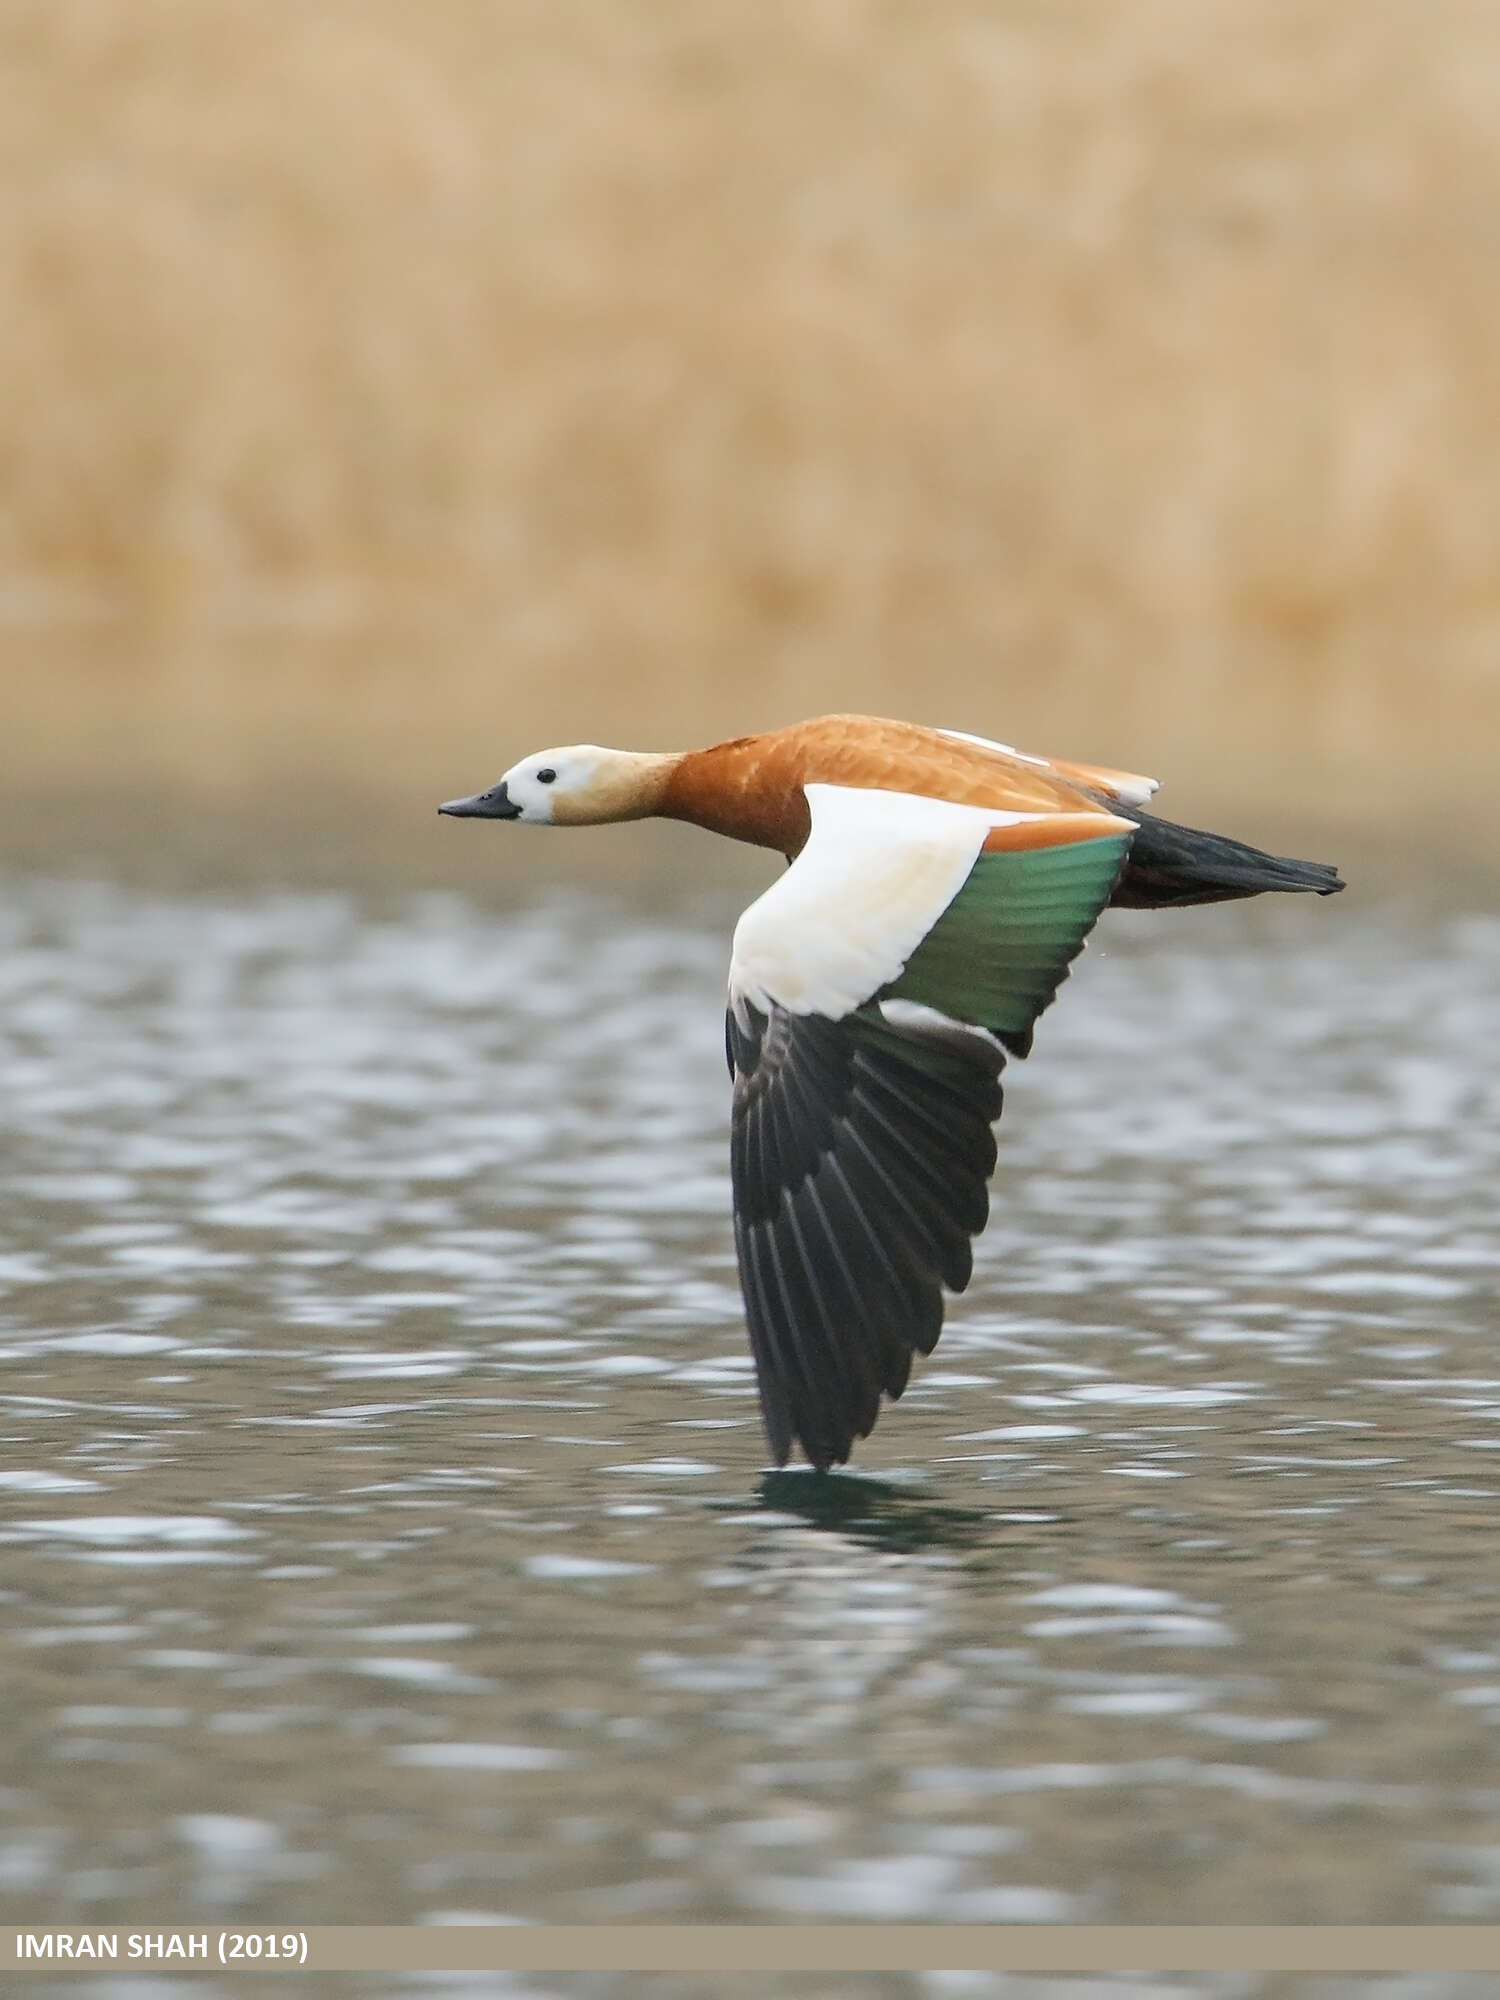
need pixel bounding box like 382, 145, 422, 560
440, 714, 1342, 1471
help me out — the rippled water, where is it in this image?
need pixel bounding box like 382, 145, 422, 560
2, 863, 1500, 1967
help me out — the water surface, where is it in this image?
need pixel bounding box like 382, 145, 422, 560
2, 867, 1499, 1957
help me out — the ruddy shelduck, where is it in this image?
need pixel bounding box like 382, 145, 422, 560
441, 714, 1342, 1472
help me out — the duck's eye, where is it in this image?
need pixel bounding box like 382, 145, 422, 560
536, 767, 557, 785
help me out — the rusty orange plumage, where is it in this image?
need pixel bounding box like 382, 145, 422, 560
658, 714, 1142, 855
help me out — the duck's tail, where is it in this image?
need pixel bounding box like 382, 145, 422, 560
1107, 808, 1345, 910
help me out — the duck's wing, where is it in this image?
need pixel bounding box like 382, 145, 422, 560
937, 727, 1160, 809
726, 783, 1133, 1470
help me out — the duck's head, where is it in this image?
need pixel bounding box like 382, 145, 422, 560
438, 745, 675, 828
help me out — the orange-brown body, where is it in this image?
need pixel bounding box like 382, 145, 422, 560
659, 715, 1141, 856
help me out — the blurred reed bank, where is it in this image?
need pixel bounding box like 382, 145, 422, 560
2, 0, 1497, 874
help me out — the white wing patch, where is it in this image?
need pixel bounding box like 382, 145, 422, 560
729, 784, 1048, 1024
1091, 776, 1156, 806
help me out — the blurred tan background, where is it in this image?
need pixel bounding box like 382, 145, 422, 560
3, 0, 1497, 879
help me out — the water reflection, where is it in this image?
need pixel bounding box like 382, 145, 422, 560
755, 1470, 1002, 1554
1, 871, 1500, 1933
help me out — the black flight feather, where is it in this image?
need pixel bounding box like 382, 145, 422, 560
727, 999, 1006, 1470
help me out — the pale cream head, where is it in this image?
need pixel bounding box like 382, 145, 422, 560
492, 745, 676, 825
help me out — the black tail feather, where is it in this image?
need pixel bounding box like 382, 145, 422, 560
1108, 808, 1345, 910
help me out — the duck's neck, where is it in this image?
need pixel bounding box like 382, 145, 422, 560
601, 751, 683, 821
553, 751, 682, 825
657, 736, 810, 853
